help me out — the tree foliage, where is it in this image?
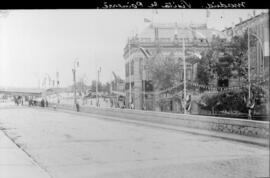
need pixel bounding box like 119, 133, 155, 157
196, 50, 214, 85
145, 51, 182, 90
196, 30, 256, 85
198, 85, 266, 115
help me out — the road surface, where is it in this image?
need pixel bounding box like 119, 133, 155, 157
0, 107, 269, 178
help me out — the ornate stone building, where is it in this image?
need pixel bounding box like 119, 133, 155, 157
123, 23, 226, 111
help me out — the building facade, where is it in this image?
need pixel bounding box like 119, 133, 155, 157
223, 12, 269, 83
123, 23, 226, 111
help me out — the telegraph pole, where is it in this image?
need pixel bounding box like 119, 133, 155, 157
73, 58, 79, 105
97, 67, 101, 107
73, 68, 77, 104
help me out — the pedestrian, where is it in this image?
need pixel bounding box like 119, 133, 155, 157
28, 99, 31, 106
131, 102, 134, 109
41, 99, 45, 107
123, 100, 126, 109
246, 98, 255, 120
186, 94, 192, 114
76, 102, 80, 112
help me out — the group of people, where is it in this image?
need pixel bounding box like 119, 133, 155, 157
40, 98, 49, 107
28, 99, 38, 106
14, 96, 23, 105
28, 98, 49, 107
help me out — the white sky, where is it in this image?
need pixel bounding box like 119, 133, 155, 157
0, 9, 268, 88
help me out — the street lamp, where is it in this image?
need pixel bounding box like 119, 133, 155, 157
96, 67, 101, 107
72, 58, 79, 105
247, 28, 265, 104
249, 30, 265, 80
177, 24, 209, 114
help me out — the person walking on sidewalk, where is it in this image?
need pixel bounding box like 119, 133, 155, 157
76, 102, 80, 112
246, 98, 255, 120
45, 99, 48, 107
186, 94, 192, 114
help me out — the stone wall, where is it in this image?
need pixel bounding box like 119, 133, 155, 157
49, 103, 269, 139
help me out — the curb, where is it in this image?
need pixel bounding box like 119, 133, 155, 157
0, 130, 52, 178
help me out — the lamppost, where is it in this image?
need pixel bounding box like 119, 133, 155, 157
72, 58, 79, 105
96, 67, 101, 107
247, 28, 265, 103
56, 71, 60, 104
177, 25, 209, 114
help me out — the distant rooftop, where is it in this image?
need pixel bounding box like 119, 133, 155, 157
137, 22, 226, 40
234, 12, 268, 28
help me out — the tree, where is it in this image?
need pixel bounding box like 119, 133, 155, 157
230, 31, 248, 81
145, 51, 182, 90
213, 55, 234, 87
197, 32, 254, 87
196, 50, 214, 85
198, 85, 267, 117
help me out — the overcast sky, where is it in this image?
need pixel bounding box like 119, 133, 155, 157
0, 9, 268, 88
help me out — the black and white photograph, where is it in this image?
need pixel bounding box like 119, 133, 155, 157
0, 9, 269, 178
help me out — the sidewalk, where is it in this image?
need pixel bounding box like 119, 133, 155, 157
0, 131, 51, 178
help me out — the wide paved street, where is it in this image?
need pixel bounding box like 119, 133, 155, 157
0, 107, 269, 178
